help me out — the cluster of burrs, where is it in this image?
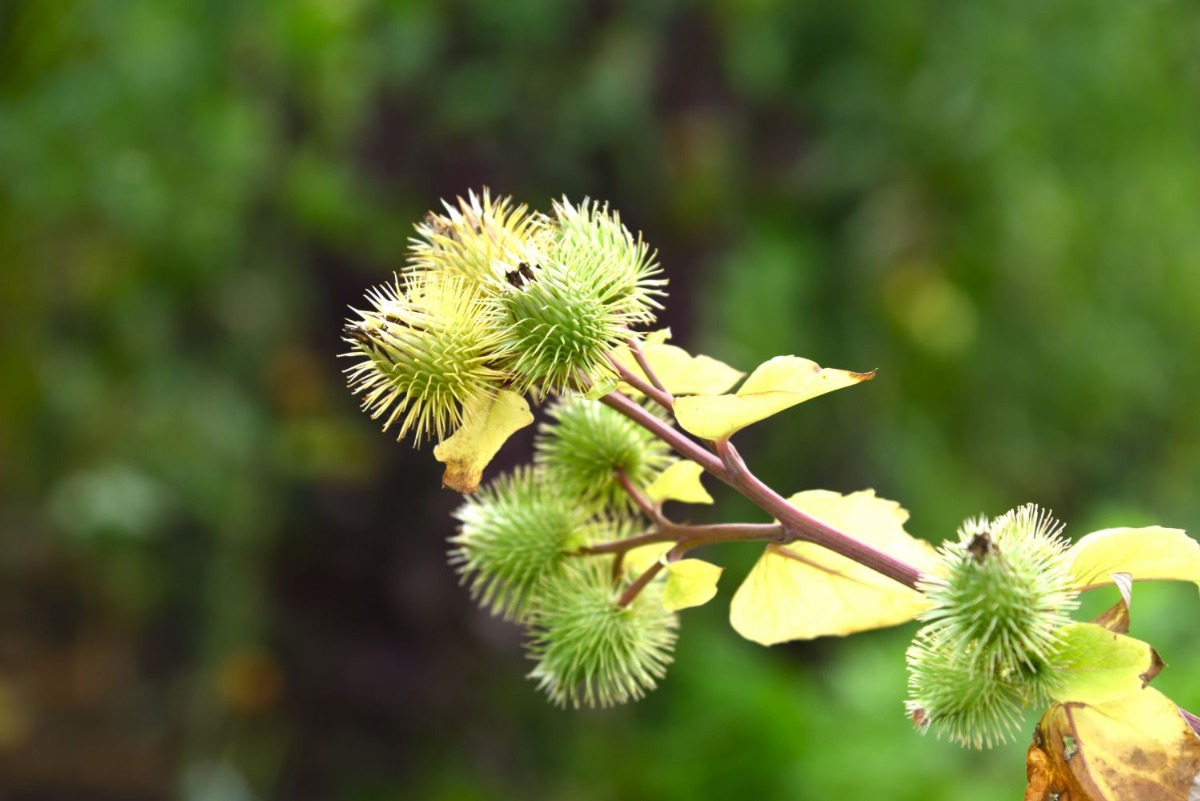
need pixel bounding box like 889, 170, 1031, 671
905, 504, 1080, 748
344, 191, 683, 706
344, 190, 664, 443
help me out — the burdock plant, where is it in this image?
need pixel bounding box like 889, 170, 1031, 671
906, 505, 1080, 748
345, 273, 505, 442
344, 189, 1200, 798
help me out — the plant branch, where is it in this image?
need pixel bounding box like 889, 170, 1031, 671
598, 387, 924, 593
584, 521, 785, 605
607, 353, 675, 411
579, 522, 783, 557
714, 439, 922, 590
614, 468, 662, 521
598, 391, 729, 480
614, 521, 786, 607
669, 523, 787, 559
628, 339, 671, 400
617, 559, 664, 608
578, 530, 676, 556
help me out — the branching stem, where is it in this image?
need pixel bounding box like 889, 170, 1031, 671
598, 391, 728, 480
613, 468, 662, 521
628, 339, 672, 403
608, 353, 675, 411
714, 440, 922, 590
617, 559, 664, 608
598, 384, 924, 602
578, 530, 676, 556
668, 523, 787, 561
580, 520, 784, 608
581, 522, 784, 557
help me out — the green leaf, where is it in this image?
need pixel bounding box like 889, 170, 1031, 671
1067, 526, 1200, 592
645, 461, 713, 505
729, 489, 935, 645
662, 558, 723, 612
433, 390, 534, 493
1053, 623, 1164, 706
673, 356, 875, 441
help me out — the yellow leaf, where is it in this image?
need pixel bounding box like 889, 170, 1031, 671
662, 559, 723, 612
729, 489, 936, 645
612, 339, 742, 396
1026, 688, 1200, 800
624, 543, 672, 578
645, 461, 713, 505
1026, 622, 1195, 800
674, 356, 875, 441
1067, 526, 1200, 592
644, 328, 672, 347
640, 345, 743, 395
433, 390, 533, 493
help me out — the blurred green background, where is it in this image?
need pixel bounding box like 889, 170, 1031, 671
2, 1, 1200, 799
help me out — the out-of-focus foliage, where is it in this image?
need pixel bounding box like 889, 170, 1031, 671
1, 0, 1198, 799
